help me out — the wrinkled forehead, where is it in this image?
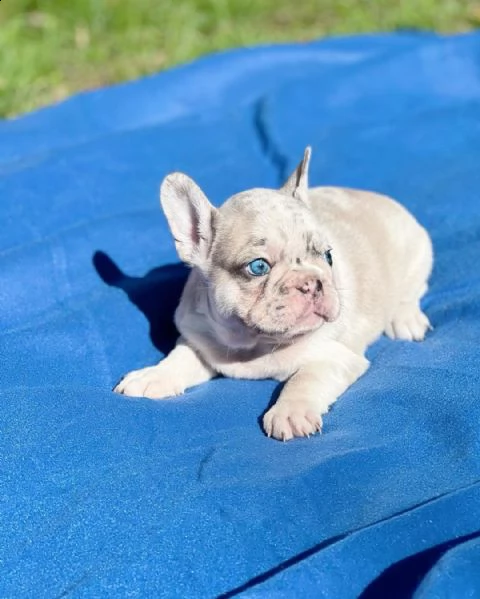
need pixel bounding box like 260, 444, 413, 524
215, 189, 321, 258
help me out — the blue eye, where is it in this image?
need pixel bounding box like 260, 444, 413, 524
246, 258, 271, 277
324, 249, 333, 267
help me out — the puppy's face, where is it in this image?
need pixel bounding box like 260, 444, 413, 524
208, 190, 340, 340
160, 147, 340, 343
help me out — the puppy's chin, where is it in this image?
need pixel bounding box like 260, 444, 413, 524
253, 322, 323, 343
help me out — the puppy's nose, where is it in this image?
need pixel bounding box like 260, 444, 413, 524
297, 278, 323, 295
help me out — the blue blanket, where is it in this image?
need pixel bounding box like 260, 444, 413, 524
1, 32, 480, 598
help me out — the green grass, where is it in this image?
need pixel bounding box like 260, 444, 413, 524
1, 0, 478, 118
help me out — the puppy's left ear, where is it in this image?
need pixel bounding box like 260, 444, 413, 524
280, 146, 311, 204
160, 172, 217, 269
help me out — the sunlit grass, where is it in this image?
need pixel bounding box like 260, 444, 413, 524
0, 0, 478, 117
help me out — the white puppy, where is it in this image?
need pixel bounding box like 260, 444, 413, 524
115, 147, 433, 441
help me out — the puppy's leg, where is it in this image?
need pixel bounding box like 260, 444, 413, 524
386, 230, 433, 342
263, 343, 369, 441
114, 337, 215, 399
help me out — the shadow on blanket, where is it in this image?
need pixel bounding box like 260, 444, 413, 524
92, 251, 188, 355
360, 529, 480, 599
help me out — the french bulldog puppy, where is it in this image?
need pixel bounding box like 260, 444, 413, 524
115, 147, 433, 441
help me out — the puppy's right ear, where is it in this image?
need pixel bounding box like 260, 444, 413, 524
160, 172, 217, 268
280, 146, 311, 204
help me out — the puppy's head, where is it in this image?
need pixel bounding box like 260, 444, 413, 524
161, 147, 340, 342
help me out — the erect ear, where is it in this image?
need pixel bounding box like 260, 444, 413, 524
280, 146, 312, 204
160, 172, 217, 268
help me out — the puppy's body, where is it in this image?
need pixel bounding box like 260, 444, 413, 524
116, 148, 432, 440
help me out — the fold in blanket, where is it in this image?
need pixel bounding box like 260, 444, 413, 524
1, 33, 480, 598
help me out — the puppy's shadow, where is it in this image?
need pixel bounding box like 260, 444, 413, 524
93, 251, 189, 355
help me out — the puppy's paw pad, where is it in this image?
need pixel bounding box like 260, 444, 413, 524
114, 366, 184, 399
386, 306, 431, 342
263, 404, 322, 441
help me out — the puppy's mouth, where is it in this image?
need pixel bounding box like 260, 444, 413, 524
244, 291, 340, 341
313, 307, 338, 323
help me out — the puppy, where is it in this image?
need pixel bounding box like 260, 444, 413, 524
115, 147, 433, 441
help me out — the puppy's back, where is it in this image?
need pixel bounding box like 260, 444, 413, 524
309, 186, 431, 267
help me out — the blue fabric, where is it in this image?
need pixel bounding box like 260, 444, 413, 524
1, 32, 480, 598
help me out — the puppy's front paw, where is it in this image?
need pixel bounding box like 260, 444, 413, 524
386, 304, 432, 342
114, 366, 185, 400
263, 402, 322, 441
